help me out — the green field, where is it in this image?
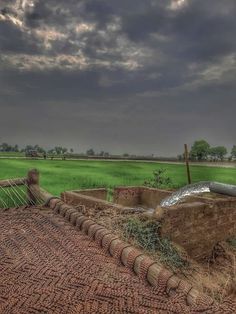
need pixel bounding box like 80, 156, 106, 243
0, 152, 24, 157
0, 159, 236, 196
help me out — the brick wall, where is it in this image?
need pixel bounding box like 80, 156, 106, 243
72, 188, 107, 200
113, 187, 141, 207
61, 191, 124, 212
140, 187, 172, 208
113, 186, 172, 208
159, 197, 236, 260
62, 187, 170, 213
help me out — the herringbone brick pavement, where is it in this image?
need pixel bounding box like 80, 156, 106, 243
0, 208, 235, 314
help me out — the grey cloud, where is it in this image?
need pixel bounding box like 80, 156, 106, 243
122, 0, 236, 62
0, 0, 235, 155
0, 19, 39, 54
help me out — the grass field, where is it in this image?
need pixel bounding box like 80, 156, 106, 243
0, 159, 236, 196
0, 152, 25, 157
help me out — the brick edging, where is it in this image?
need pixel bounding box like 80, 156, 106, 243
47, 198, 215, 309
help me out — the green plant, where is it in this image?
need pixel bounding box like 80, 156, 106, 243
123, 218, 161, 251
123, 218, 186, 268
107, 187, 114, 202
144, 168, 172, 188
227, 238, 236, 248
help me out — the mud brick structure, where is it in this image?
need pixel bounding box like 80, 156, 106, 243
113, 186, 141, 206
113, 186, 172, 208
63, 186, 236, 260
159, 197, 236, 260
74, 188, 108, 200
62, 186, 172, 211
62, 189, 126, 212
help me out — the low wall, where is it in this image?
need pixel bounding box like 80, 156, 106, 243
62, 186, 172, 212
159, 197, 236, 260
61, 191, 124, 212
72, 188, 107, 200
140, 187, 172, 208
113, 186, 172, 208
113, 187, 141, 207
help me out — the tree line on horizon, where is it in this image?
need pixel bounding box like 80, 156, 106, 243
0, 143, 141, 158
0, 143, 111, 157
1, 140, 236, 161
178, 140, 236, 162
0, 143, 73, 155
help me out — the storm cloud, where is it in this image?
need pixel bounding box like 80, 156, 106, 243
0, 0, 235, 155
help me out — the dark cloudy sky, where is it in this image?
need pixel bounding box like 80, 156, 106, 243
0, 0, 235, 156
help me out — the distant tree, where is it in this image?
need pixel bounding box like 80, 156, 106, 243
209, 146, 227, 161
209, 147, 217, 161
23, 145, 45, 153
47, 149, 55, 154
62, 148, 68, 154
0, 143, 11, 152
86, 148, 95, 156
13, 144, 19, 152
41, 148, 46, 153
104, 152, 110, 157
24, 145, 34, 152
54, 146, 63, 155
70, 148, 74, 153
190, 140, 210, 161
217, 146, 227, 161
36, 146, 45, 153
99, 151, 105, 157
231, 146, 236, 160
123, 153, 129, 157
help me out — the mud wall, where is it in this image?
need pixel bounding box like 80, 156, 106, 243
113, 187, 141, 207
72, 188, 107, 200
62, 186, 170, 212
140, 188, 172, 208
159, 198, 236, 260
113, 187, 172, 208
61, 191, 123, 212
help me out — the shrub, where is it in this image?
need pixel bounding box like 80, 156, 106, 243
144, 169, 172, 189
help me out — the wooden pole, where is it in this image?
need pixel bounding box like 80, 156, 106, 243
0, 178, 27, 188
184, 144, 191, 184
27, 169, 40, 205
